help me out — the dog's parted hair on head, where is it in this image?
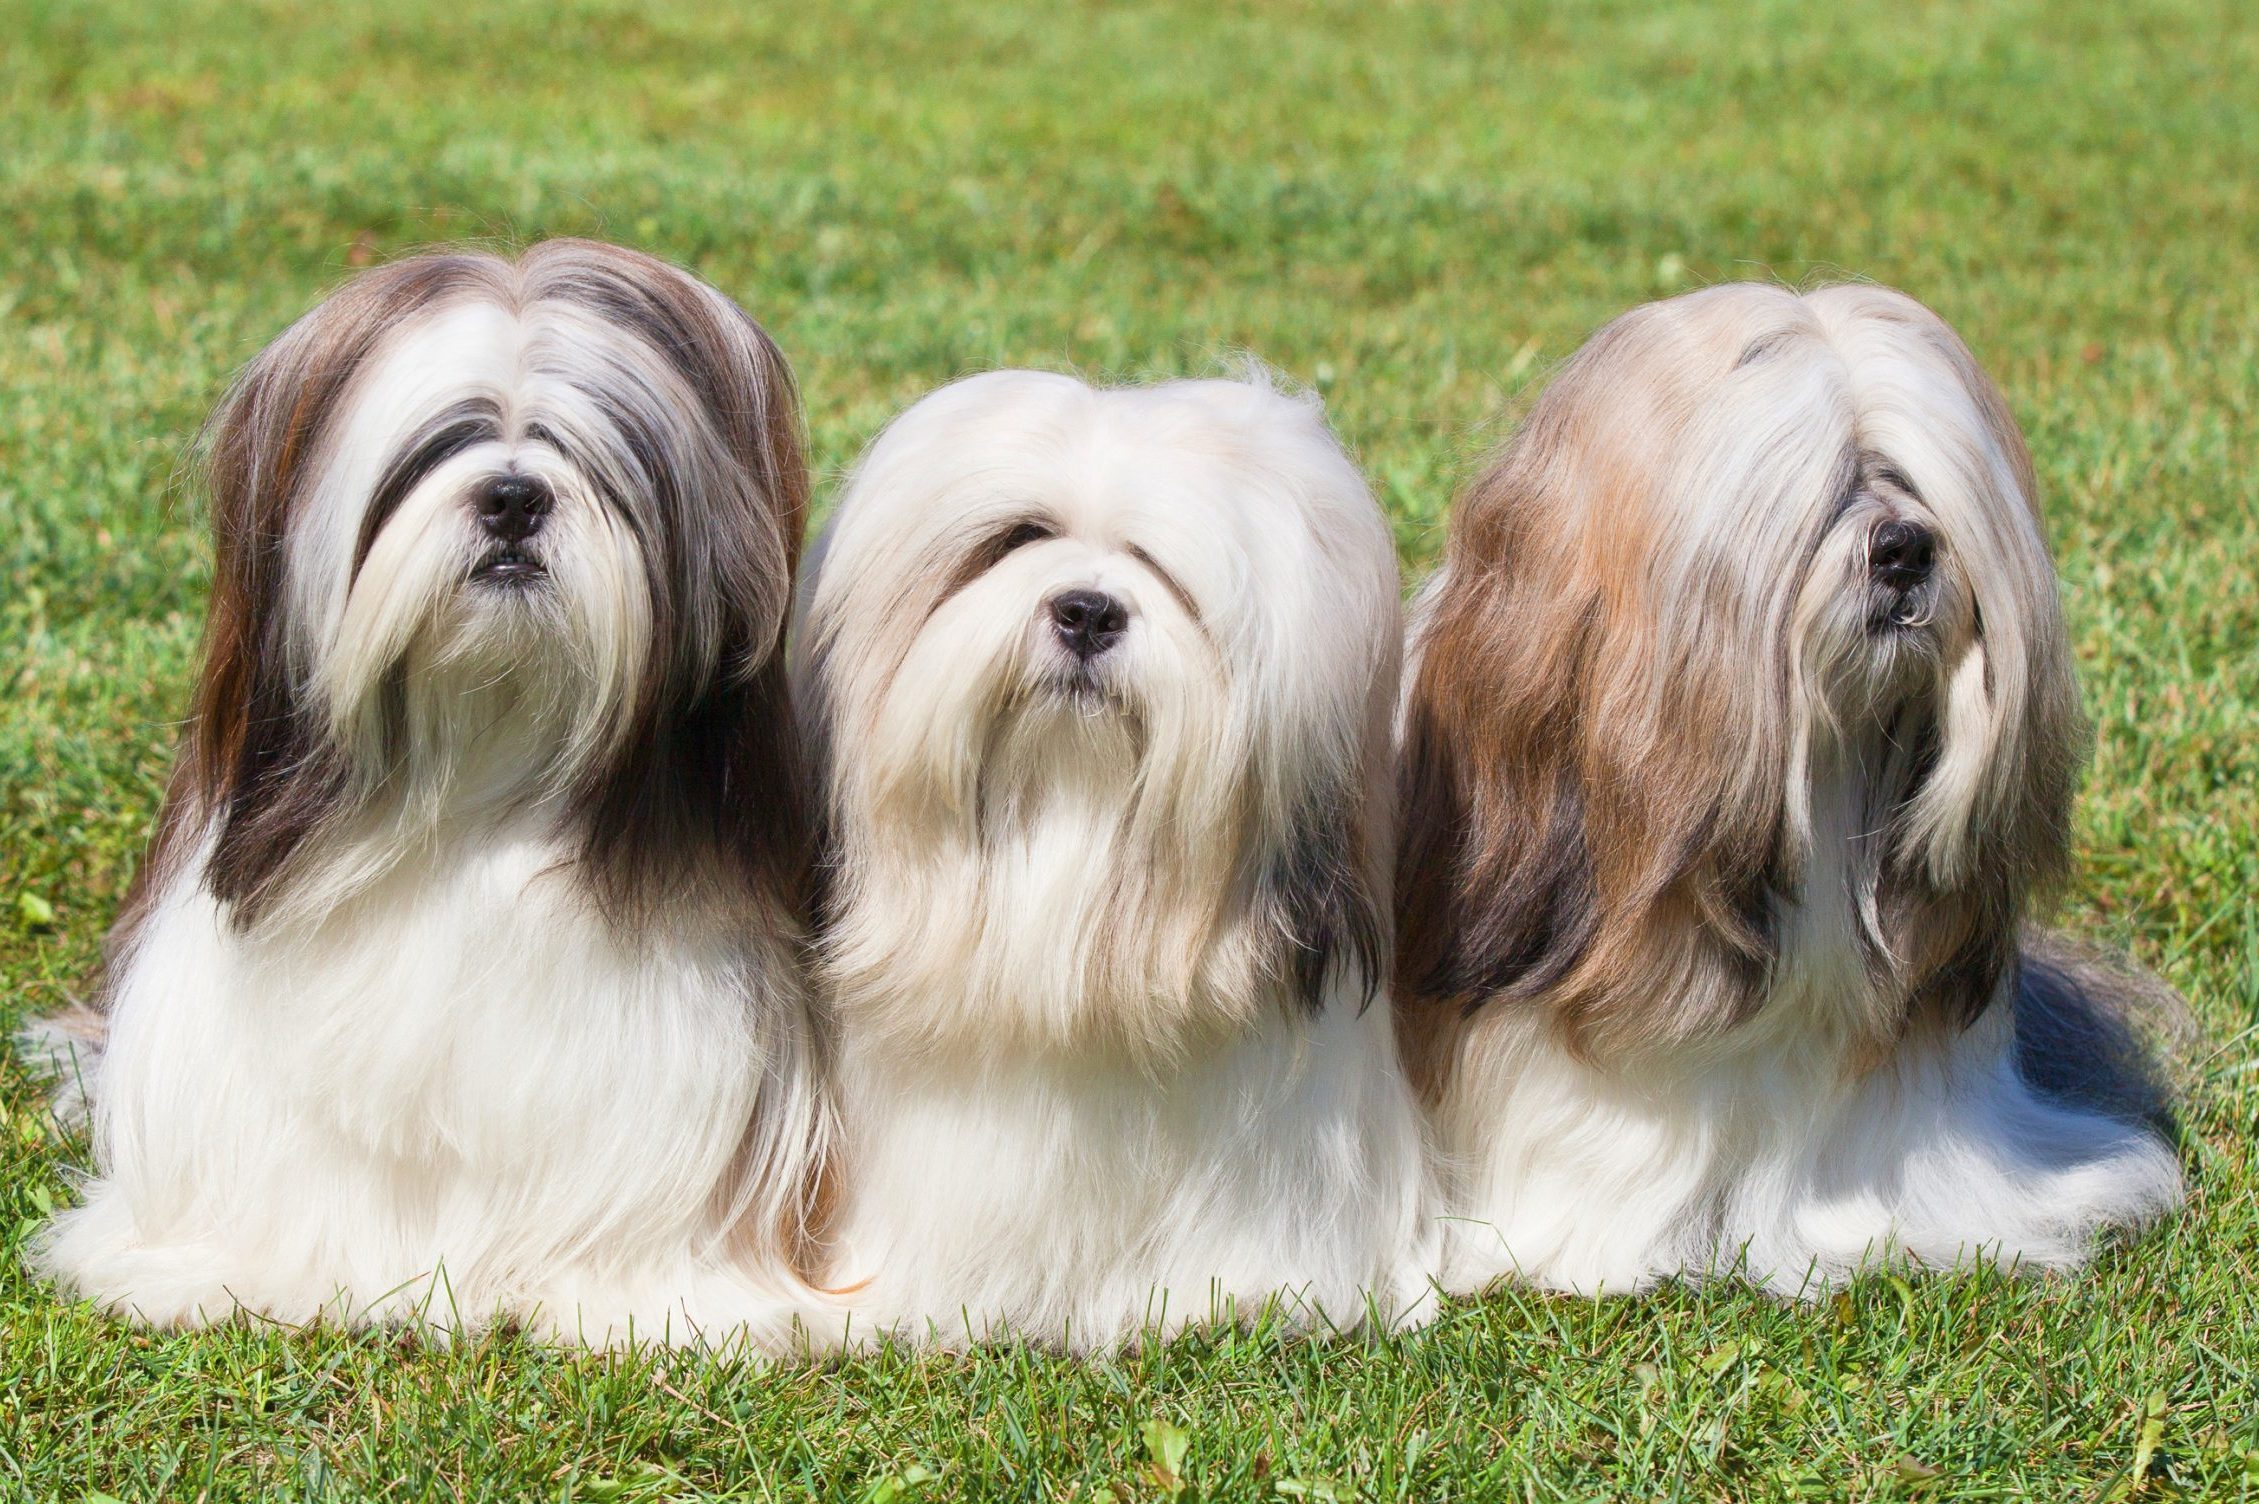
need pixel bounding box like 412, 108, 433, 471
797, 369, 1435, 1349
34, 239, 838, 1347
1398, 282, 2182, 1296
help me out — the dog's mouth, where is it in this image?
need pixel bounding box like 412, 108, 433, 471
1040, 660, 1126, 714
1867, 586, 1934, 633
469, 548, 547, 588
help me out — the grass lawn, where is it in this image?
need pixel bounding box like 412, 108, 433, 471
3, 0, 2256, 1497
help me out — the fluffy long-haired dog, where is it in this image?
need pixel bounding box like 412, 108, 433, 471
31, 240, 835, 1345
1396, 283, 2184, 1296
796, 370, 1435, 1348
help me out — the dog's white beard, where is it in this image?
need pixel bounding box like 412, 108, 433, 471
314, 451, 651, 836
821, 634, 1435, 1348
36, 827, 832, 1347
827, 601, 1271, 1054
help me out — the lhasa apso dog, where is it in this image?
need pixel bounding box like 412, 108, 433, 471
796, 370, 1436, 1348
32, 240, 836, 1346
1395, 283, 2183, 1296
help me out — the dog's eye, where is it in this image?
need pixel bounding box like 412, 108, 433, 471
997, 521, 1052, 554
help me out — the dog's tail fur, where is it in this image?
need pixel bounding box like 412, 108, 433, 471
2014, 930, 2188, 1135
16, 1004, 108, 1129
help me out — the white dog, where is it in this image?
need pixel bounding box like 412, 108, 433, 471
1393, 283, 2184, 1297
31, 240, 837, 1347
796, 370, 1436, 1348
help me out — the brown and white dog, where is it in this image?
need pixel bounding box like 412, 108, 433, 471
31, 240, 837, 1346
1396, 283, 2183, 1296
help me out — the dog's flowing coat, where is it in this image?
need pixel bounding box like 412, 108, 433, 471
797, 371, 1435, 1347
1397, 284, 2183, 1295
34, 241, 835, 1345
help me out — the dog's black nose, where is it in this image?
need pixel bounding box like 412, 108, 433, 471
1870, 520, 1935, 591
475, 475, 551, 544
1048, 589, 1129, 659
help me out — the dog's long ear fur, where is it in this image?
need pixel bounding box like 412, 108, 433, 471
1254, 391, 1399, 1022
135, 253, 503, 946
1818, 286, 2086, 1035
518, 241, 815, 928
1396, 305, 1792, 1066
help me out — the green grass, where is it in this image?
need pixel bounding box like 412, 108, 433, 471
3, 0, 2256, 1497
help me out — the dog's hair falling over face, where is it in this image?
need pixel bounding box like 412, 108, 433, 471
33, 240, 836, 1346
798, 370, 1435, 1349
1398, 283, 2183, 1296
